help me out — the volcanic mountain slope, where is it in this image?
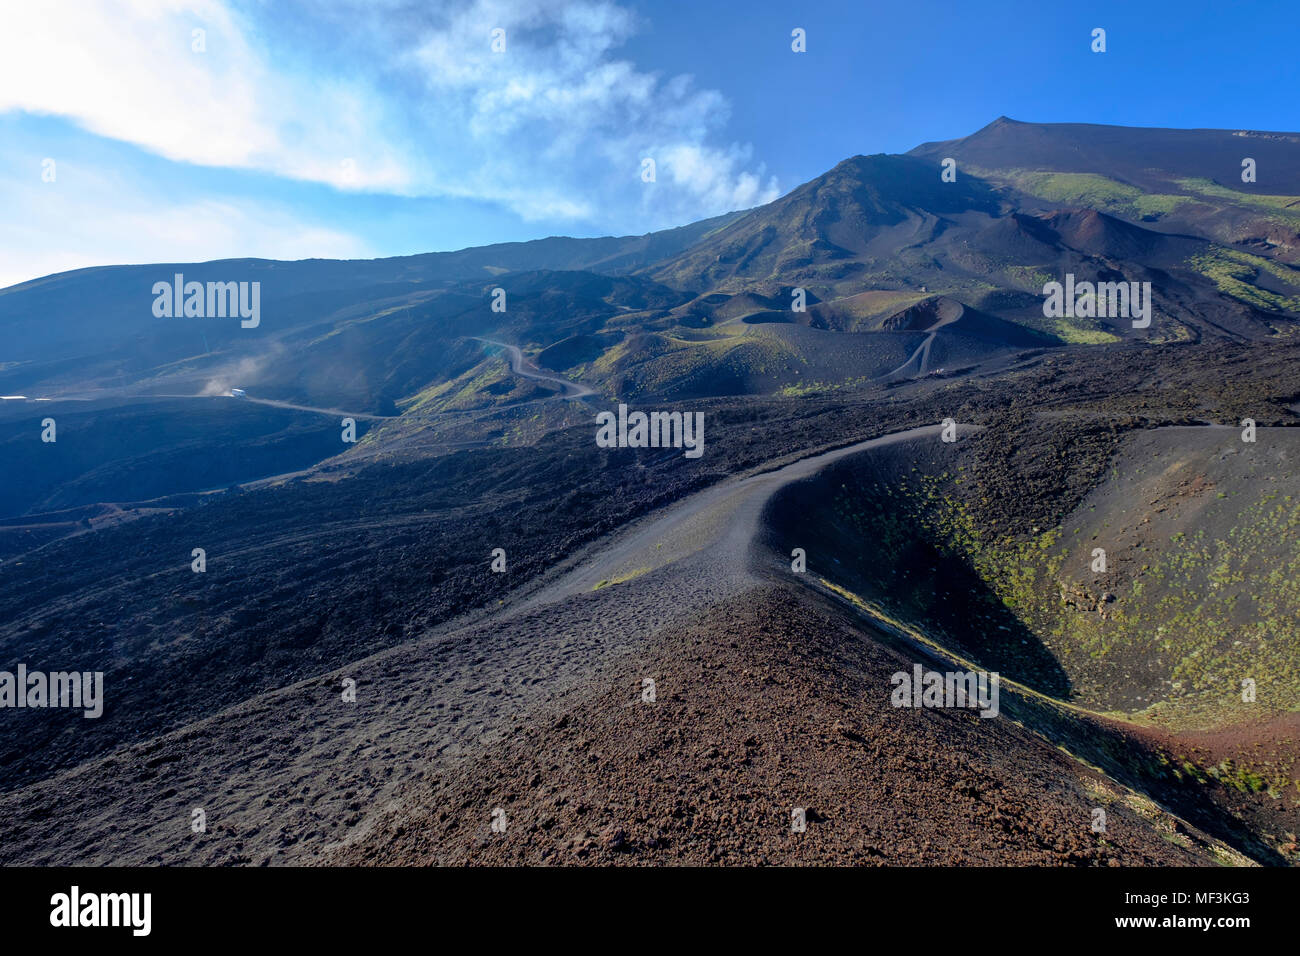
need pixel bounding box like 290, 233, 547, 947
0, 424, 1256, 866
909, 117, 1300, 315
644, 154, 1000, 292
909, 117, 1300, 256
6, 119, 1300, 437
0, 210, 743, 366
642, 154, 1298, 345
911, 117, 1300, 193
0, 267, 692, 416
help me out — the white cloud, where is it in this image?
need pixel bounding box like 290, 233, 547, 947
0, 0, 410, 191
0, 0, 776, 233
0, 163, 370, 288
402, 0, 779, 226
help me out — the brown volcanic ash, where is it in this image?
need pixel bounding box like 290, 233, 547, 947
326, 586, 1229, 866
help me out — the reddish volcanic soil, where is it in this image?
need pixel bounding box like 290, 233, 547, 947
326, 587, 1233, 866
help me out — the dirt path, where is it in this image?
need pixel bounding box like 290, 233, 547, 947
882, 308, 963, 379
519, 422, 969, 610
472, 338, 596, 399
238, 396, 396, 421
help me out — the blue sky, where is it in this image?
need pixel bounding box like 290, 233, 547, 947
1, 0, 1297, 288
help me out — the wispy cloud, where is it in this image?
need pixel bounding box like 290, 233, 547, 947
0, 0, 777, 235
0, 1, 410, 191
0, 156, 370, 289
399, 0, 778, 223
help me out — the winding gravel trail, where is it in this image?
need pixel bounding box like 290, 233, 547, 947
882, 306, 963, 379
472, 338, 596, 399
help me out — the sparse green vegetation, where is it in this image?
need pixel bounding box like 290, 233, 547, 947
1188, 248, 1300, 314
824, 458, 1300, 731
1006, 265, 1054, 292
1050, 320, 1121, 344
592, 566, 650, 590
1177, 177, 1300, 225
982, 168, 1195, 219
